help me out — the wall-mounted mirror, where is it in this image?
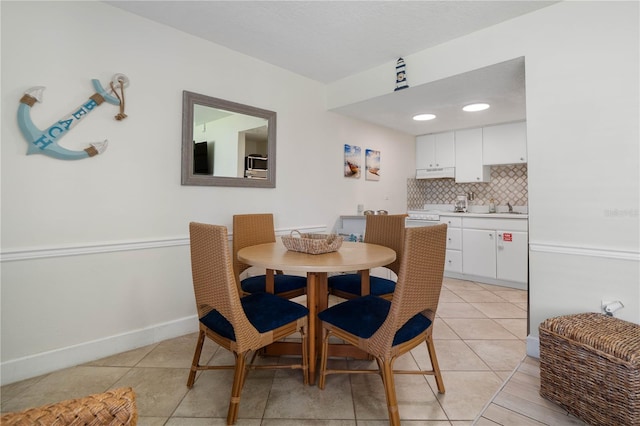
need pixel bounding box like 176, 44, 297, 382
181, 91, 276, 187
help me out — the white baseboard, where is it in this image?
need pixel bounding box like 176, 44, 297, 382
526, 334, 540, 359
1, 315, 199, 386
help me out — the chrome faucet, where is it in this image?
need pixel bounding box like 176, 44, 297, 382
507, 202, 513, 213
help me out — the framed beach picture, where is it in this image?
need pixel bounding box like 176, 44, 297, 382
365, 149, 380, 181
344, 144, 361, 178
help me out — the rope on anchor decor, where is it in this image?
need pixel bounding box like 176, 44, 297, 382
110, 74, 128, 121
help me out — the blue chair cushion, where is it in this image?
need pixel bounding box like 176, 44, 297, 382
318, 295, 432, 346
200, 292, 308, 341
241, 274, 307, 294
328, 274, 396, 297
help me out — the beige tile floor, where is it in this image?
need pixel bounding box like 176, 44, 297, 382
2, 278, 539, 425
475, 357, 586, 425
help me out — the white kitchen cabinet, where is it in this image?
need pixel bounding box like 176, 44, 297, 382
482, 121, 527, 165
461, 217, 528, 286
440, 215, 462, 273
462, 229, 497, 277
416, 131, 455, 169
496, 230, 528, 283
454, 128, 490, 182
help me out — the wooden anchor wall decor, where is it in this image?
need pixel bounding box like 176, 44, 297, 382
17, 73, 130, 160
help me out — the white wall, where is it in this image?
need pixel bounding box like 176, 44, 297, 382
2, 0, 638, 385
329, 1, 640, 355
0, 1, 414, 384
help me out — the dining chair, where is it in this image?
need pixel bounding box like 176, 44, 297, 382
318, 224, 448, 426
329, 214, 407, 300
233, 213, 307, 299
187, 222, 309, 425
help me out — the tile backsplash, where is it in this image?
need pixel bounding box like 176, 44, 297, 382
407, 164, 528, 209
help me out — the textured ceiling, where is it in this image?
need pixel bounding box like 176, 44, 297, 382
105, 1, 556, 134
334, 57, 527, 135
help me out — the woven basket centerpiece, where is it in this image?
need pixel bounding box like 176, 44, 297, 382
282, 230, 343, 254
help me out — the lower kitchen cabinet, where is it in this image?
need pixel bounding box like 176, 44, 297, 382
496, 230, 528, 282
462, 229, 497, 278
440, 216, 462, 273
462, 229, 528, 283
460, 217, 528, 288
341, 214, 528, 288
445, 249, 462, 274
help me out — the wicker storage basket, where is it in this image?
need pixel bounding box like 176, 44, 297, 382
281, 230, 343, 254
539, 312, 640, 426
1, 387, 137, 425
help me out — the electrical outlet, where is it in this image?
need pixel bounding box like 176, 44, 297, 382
601, 300, 624, 316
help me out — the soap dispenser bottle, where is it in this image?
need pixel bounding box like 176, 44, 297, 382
489, 198, 496, 213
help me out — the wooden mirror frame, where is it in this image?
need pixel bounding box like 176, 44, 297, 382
181, 91, 276, 188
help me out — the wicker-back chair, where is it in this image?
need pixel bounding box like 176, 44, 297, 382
187, 222, 308, 425
318, 224, 448, 426
329, 214, 407, 300
233, 213, 307, 299
1, 387, 137, 426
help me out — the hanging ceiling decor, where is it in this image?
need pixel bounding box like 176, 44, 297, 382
17, 73, 130, 160
394, 57, 408, 91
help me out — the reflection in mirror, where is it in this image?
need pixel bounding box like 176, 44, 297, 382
182, 91, 276, 187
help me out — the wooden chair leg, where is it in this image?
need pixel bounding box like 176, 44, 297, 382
380, 358, 400, 426
318, 328, 330, 389
187, 330, 206, 388
426, 333, 445, 394
301, 324, 309, 385
227, 352, 247, 425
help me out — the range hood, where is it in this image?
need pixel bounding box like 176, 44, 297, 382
416, 167, 455, 179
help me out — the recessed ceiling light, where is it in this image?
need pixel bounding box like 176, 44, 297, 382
412, 113, 436, 121
463, 103, 490, 112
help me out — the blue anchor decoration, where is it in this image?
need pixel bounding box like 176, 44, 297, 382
17, 73, 129, 160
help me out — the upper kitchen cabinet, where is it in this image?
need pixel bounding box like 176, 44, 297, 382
455, 128, 491, 183
482, 121, 527, 165
416, 131, 455, 169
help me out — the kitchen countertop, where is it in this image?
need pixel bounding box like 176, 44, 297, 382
342, 212, 528, 219
412, 203, 529, 219
437, 211, 528, 219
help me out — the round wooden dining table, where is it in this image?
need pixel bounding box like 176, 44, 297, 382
237, 240, 396, 384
